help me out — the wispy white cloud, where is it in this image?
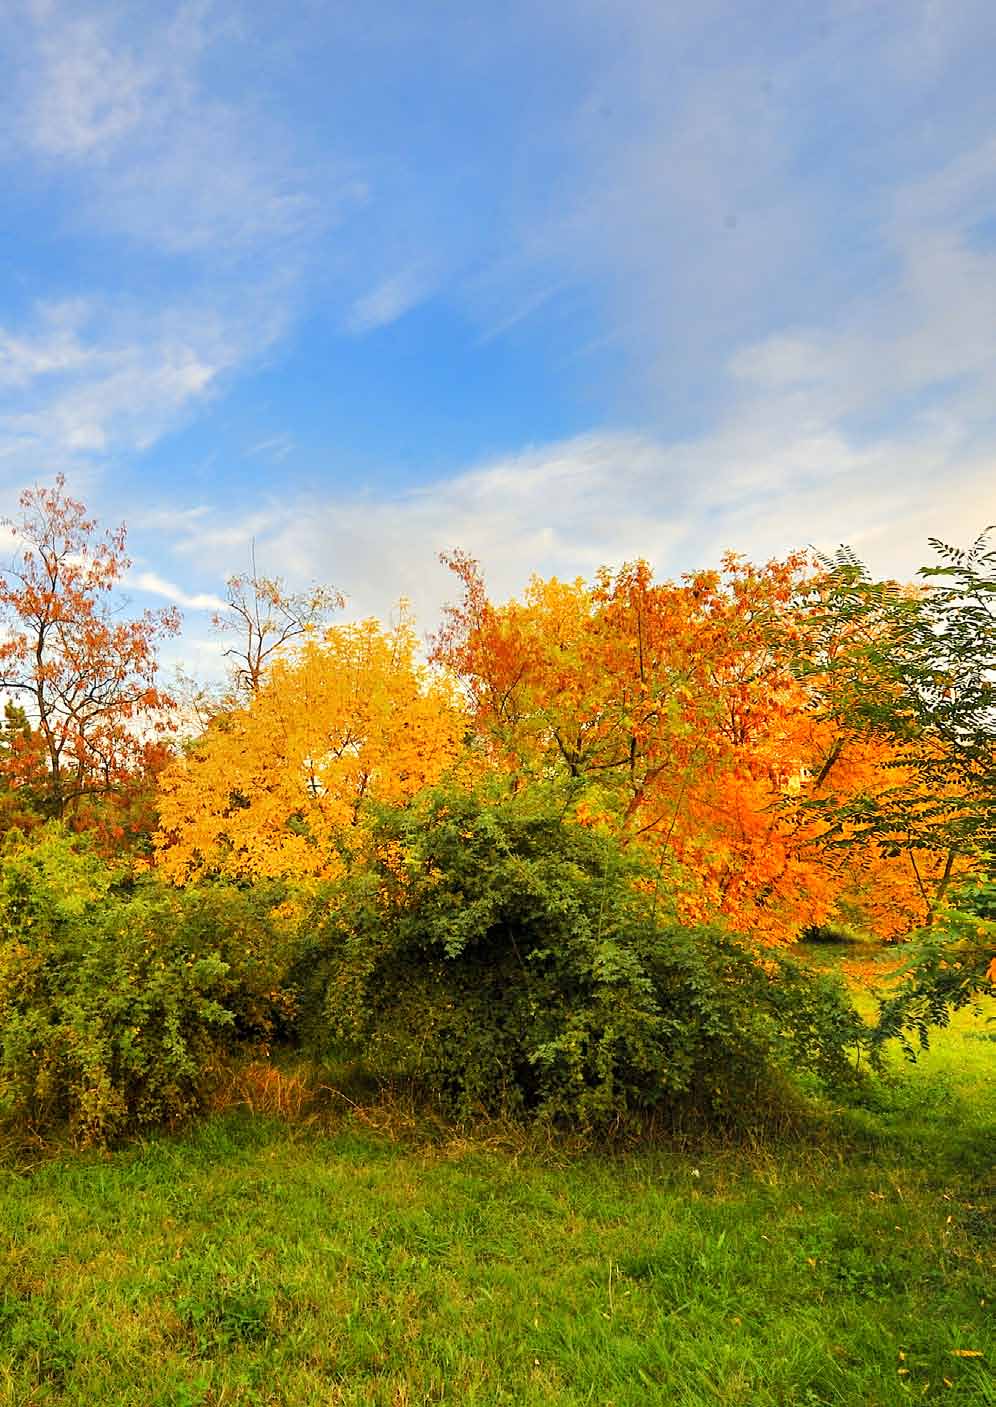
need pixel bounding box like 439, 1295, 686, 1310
730, 131, 996, 441
158, 404, 994, 642
159, 632, 229, 690
248, 433, 295, 463
12, 0, 345, 259
153, 120, 996, 627
129, 503, 212, 534
0, 300, 95, 387
404, 0, 996, 415
346, 269, 431, 334
0, 295, 285, 472
0, 522, 24, 558
471, 276, 568, 346
2, 0, 994, 640
884, 0, 995, 82
24, 11, 153, 157
0, 0, 359, 474
131, 569, 226, 612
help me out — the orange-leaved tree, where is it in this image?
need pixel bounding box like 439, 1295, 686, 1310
0, 478, 180, 821
155, 613, 466, 883
431, 551, 927, 943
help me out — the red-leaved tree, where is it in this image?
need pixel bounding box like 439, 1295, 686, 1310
0, 477, 180, 819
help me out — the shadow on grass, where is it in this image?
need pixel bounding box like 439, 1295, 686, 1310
1, 1034, 991, 1197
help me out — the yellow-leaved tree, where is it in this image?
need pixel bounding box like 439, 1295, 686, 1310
155, 615, 465, 883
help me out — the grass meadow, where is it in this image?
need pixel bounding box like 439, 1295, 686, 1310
0, 951, 992, 1406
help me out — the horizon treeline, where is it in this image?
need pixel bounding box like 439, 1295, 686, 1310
0, 478, 991, 1143
2, 478, 991, 946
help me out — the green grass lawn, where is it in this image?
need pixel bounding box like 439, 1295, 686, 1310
0, 987, 992, 1405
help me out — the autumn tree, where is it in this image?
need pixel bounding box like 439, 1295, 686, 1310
0, 478, 180, 819
212, 546, 344, 699
155, 614, 465, 884
431, 551, 930, 944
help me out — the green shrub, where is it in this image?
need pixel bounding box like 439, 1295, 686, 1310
874, 873, 995, 1059
0, 828, 289, 1145
138, 877, 298, 1041
296, 786, 865, 1128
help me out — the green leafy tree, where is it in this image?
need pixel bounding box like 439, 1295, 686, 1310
0, 826, 293, 1145
798, 529, 994, 1044
799, 529, 994, 919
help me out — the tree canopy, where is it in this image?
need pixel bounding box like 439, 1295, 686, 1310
0, 478, 178, 825
155, 614, 466, 883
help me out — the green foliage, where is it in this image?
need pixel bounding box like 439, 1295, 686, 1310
804, 529, 995, 868
874, 876, 996, 1060
297, 786, 865, 1127
799, 531, 995, 1049
0, 703, 47, 831
138, 877, 298, 1042
0, 827, 290, 1145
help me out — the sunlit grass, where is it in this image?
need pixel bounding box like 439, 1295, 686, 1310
0, 983, 992, 1406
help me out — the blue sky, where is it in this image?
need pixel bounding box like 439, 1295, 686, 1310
2, 0, 995, 676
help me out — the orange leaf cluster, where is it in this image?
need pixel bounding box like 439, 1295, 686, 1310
0, 478, 178, 824
430, 552, 935, 943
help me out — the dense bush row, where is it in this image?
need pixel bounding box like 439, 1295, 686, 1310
296, 787, 864, 1126
0, 829, 292, 1144
0, 790, 874, 1144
